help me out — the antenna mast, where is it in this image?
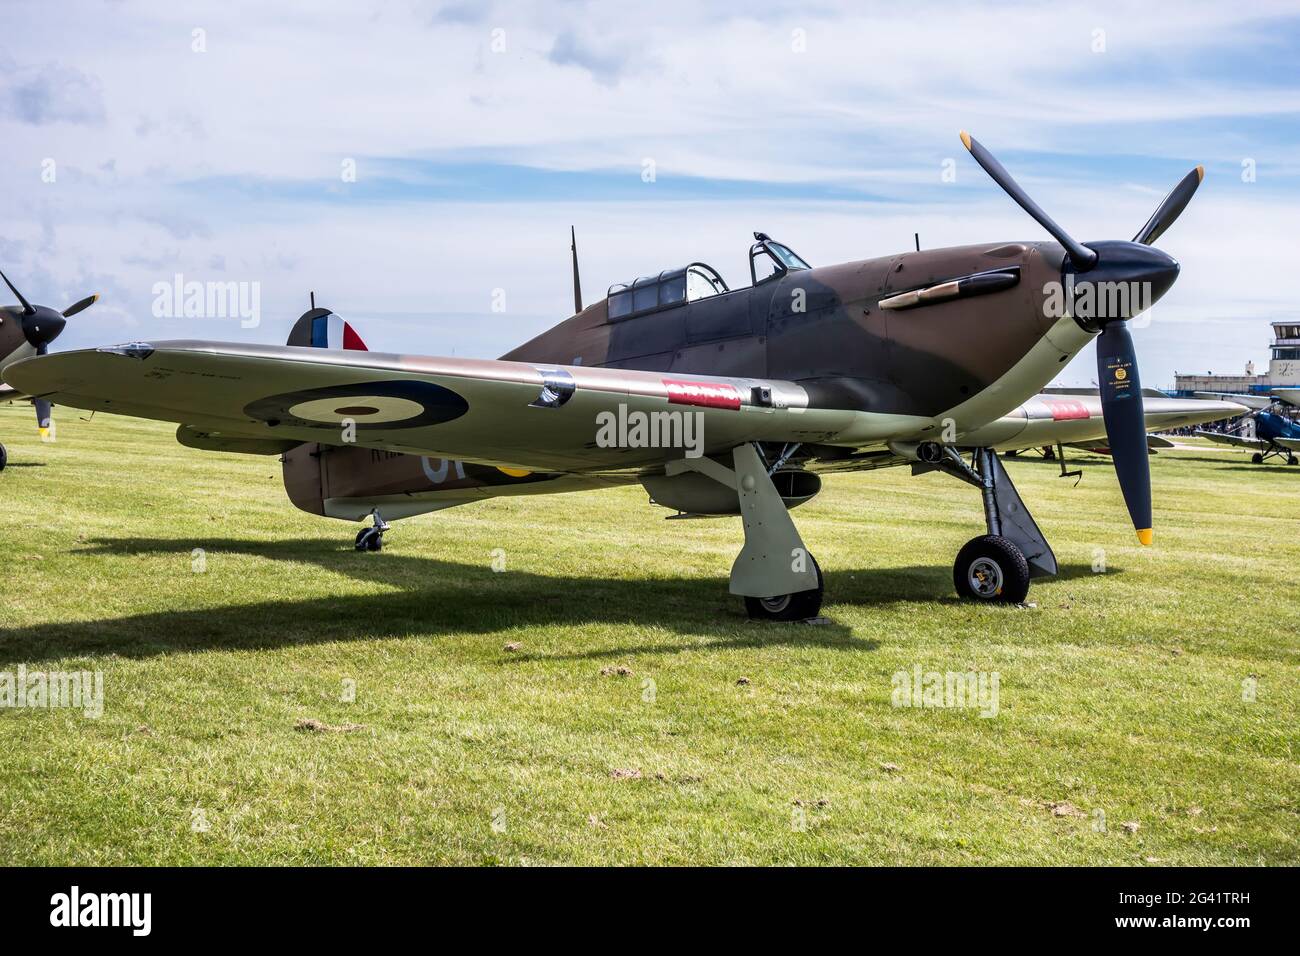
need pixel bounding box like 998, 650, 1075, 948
570, 226, 583, 314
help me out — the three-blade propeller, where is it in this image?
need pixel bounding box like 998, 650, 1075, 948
0, 268, 98, 436
960, 132, 1204, 545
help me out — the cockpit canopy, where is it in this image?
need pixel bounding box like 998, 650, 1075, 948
605, 234, 811, 321
607, 263, 729, 320
749, 232, 811, 285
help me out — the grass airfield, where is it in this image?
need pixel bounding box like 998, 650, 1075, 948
0, 403, 1296, 866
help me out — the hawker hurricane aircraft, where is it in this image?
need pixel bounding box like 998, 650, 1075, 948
5, 133, 1211, 618
0, 270, 98, 470
1193, 389, 1300, 465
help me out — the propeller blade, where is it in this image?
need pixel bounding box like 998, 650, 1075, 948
0, 268, 35, 314
1097, 322, 1152, 545
62, 293, 99, 318
35, 398, 52, 437
1132, 166, 1205, 246
959, 131, 1098, 271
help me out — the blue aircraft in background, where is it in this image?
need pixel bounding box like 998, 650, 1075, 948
1195, 388, 1300, 464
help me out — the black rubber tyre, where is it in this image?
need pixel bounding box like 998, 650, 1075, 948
953, 535, 1030, 604
745, 555, 823, 622
355, 528, 384, 552
1004, 449, 1019, 458
1288, 455, 1298, 466
0, 443, 7, 471
1251, 452, 1263, 464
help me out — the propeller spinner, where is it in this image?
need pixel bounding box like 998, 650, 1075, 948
0, 268, 99, 434
960, 132, 1204, 545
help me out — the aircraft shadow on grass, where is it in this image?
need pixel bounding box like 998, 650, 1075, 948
1014, 449, 1300, 474
0, 537, 1112, 664
1162, 455, 1300, 472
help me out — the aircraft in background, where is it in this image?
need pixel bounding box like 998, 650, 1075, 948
1193, 389, 1300, 464
5, 133, 1207, 617
0, 270, 98, 470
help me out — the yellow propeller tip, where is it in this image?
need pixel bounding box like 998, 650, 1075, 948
1195, 165, 1205, 182
1136, 528, 1153, 546
959, 130, 972, 150
37, 428, 48, 437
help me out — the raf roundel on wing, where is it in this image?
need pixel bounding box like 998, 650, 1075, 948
244, 381, 469, 430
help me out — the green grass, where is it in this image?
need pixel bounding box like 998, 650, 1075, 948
0, 404, 1296, 865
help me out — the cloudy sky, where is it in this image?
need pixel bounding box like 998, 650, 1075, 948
3, 0, 1299, 386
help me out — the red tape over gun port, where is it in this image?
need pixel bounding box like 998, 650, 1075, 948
663, 379, 742, 410
1045, 400, 1091, 421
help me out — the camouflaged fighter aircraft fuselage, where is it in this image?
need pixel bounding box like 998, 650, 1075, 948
503, 239, 1070, 421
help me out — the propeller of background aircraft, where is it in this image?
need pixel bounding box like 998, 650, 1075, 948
1, 268, 98, 437
960, 132, 1204, 546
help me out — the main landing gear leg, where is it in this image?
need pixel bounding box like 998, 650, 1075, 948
665, 443, 823, 621
354, 509, 390, 552
929, 447, 1058, 604
731, 443, 823, 621
1254, 448, 1298, 465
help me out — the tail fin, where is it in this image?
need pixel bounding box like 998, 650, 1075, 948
282, 295, 366, 517
287, 296, 368, 350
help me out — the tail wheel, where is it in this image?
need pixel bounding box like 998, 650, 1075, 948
355, 527, 384, 552
745, 556, 823, 622
953, 535, 1030, 604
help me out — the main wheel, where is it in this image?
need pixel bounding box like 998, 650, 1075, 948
745, 556, 823, 622
0, 443, 7, 471
953, 535, 1030, 604
1288, 455, 1298, 466
1251, 452, 1263, 464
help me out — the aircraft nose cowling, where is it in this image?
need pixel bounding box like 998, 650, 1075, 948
1069, 239, 1179, 329
22, 307, 66, 350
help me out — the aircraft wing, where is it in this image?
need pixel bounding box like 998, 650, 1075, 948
2, 340, 875, 473
1193, 390, 1271, 410
1194, 430, 1269, 450
1275, 437, 1300, 451
962, 393, 1245, 449
1274, 388, 1300, 408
